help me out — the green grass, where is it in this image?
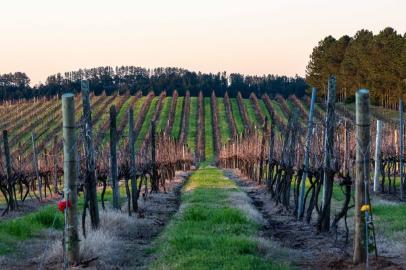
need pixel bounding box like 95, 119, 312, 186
373, 204, 406, 238
259, 100, 272, 125
151, 167, 290, 270
204, 98, 214, 161
120, 96, 145, 142
115, 95, 135, 144
94, 95, 126, 144
136, 97, 158, 149
216, 97, 231, 145
0, 183, 128, 255
244, 99, 259, 128
230, 98, 244, 135
271, 100, 288, 123
187, 97, 198, 151
157, 97, 172, 132
172, 97, 184, 139
0, 205, 63, 254
102, 97, 127, 145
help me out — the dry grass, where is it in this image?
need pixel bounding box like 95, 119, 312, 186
228, 191, 266, 225
43, 208, 137, 265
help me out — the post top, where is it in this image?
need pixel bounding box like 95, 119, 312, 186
357, 89, 369, 95
62, 93, 75, 98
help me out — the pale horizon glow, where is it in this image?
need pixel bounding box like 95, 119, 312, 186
1, 0, 405, 85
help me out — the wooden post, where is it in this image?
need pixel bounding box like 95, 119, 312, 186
62, 93, 79, 265
128, 108, 138, 212
373, 120, 383, 193
3, 130, 16, 211
267, 112, 275, 190
298, 87, 316, 219
258, 120, 267, 184
151, 121, 159, 192
400, 100, 405, 200
353, 89, 370, 264
53, 136, 59, 194
320, 76, 336, 232
343, 120, 349, 173
32, 133, 42, 201
110, 105, 120, 210
81, 80, 100, 228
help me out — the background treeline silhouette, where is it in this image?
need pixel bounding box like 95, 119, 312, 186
306, 27, 406, 109
0, 67, 306, 101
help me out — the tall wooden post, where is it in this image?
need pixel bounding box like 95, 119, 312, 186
3, 130, 16, 211
400, 100, 405, 200
320, 76, 336, 232
81, 80, 100, 228
151, 121, 159, 192
128, 108, 138, 212
373, 120, 383, 193
31, 132, 42, 201
298, 87, 316, 219
110, 105, 120, 210
353, 89, 370, 264
62, 93, 79, 266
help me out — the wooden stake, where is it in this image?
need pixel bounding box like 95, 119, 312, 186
353, 89, 370, 264
31, 132, 42, 201
128, 107, 138, 212
3, 130, 16, 211
110, 105, 120, 209
151, 121, 159, 192
320, 76, 336, 232
298, 87, 316, 219
53, 136, 59, 194
62, 93, 79, 265
373, 120, 383, 193
81, 80, 100, 228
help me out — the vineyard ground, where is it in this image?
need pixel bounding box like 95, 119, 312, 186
0, 172, 189, 269
151, 166, 291, 270
225, 169, 406, 270
0, 167, 405, 269
1, 94, 406, 269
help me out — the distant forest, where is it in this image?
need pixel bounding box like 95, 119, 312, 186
306, 27, 406, 109
0, 67, 306, 101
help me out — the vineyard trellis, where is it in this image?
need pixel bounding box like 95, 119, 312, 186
218, 78, 406, 266
1, 79, 406, 267
0, 83, 194, 220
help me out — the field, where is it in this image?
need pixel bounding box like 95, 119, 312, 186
0, 91, 296, 159
0, 90, 405, 269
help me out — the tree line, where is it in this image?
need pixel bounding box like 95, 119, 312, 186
306, 27, 406, 109
0, 67, 306, 101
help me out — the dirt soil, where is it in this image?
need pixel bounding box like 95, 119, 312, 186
224, 169, 406, 270
0, 171, 190, 270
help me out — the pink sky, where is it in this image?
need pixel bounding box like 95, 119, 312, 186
0, 0, 405, 85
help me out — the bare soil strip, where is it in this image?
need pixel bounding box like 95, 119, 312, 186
224, 169, 405, 270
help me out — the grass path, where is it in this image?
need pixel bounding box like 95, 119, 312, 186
230, 98, 244, 135
187, 97, 198, 151
172, 97, 184, 139
217, 97, 231, 144
152, 166, 289, 270
204, 98, 214, 161
243, 99, 259, 128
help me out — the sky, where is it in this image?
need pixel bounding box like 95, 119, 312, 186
0, 0, 405, 85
